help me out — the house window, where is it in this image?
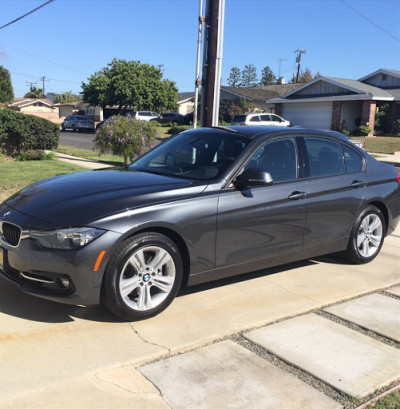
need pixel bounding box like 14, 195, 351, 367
382, 74, 387, 81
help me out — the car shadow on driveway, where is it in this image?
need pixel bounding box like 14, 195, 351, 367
0, 259, 322, 324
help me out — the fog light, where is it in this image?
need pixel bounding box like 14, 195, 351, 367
60, 276, 70, 288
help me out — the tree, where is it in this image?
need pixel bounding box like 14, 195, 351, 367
290, 67, 314, 83
94, 115, 157, 164
54, 91, 80, 104
82, 58, 178, 114
227, 67, 241, 87
260, 66, 276, 86
24, 85, 45, 99
0, 66, 14, 103
241, 64, 258, 87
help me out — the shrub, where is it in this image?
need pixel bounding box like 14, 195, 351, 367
354, 125, 371, 136
0, 109, 59, 157
17, 150, 46, 161
167, 124, 192, 134
94, 115, 158, 164
340, 128, 350, 136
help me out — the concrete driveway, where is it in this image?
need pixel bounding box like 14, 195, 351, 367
0, 224, 399, 408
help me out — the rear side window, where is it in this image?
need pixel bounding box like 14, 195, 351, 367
343, 145, 363, 173
249, 115, 260, 122
233, 115, 247, 122
305, 138, 344, 177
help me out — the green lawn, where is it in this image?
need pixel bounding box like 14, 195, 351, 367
56, 145, 124, 166
367, 390, 400, 409
352, 136, 400, 154
0, 160, 84, 203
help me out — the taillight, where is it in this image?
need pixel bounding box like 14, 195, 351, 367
239, 123, 246, 126
397, 171, 400, 184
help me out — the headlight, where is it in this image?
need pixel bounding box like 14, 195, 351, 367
30, 227, 105, 250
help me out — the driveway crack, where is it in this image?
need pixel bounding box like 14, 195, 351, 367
129, 323, 171, 355
268, 280, 319, 303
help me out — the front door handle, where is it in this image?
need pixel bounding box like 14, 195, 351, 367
350, 180, 365, 188
288, 191, 307, 200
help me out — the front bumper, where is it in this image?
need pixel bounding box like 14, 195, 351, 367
0, 229, 122, 306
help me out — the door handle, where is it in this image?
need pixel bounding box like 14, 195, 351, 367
288, 191, 307, 200
350, 180, 365, 188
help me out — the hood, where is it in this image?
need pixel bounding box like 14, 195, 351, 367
3, 168, 206, 228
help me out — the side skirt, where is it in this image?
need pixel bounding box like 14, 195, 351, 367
187, 237, 349, 287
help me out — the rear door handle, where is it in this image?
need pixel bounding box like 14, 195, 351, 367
288, 191, 307, 200
350, 180, 365, 188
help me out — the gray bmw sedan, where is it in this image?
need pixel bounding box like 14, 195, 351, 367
1, 126, 399, 320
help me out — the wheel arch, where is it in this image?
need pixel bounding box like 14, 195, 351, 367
367, 200, 389, 235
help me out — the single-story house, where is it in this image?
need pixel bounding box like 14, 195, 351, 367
54, 102, 79, 118
266, 69, 400, 136
8, 98, 61, 124
177, 93, 195, 115
220, 84, 301, 113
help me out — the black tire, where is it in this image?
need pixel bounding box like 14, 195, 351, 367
72, 125, 78, 132
61, 124, 65, 132
344, 205, 386, 264
101, 232, 183, 321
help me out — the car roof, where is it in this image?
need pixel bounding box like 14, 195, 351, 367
210, 125, 351, 143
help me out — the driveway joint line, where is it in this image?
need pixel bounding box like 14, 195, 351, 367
315, 309, 400, 349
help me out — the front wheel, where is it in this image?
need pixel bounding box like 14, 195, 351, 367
101, 233, 183, 321
344, 205, 385, 264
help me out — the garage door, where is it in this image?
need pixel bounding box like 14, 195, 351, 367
282, 102, 332, 130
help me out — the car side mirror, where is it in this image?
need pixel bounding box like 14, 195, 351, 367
233, 168, 273, 189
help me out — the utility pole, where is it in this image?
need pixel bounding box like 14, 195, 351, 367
201, 0, 225, 127
193, 0, 205, 129
25, 81, 37, 92
39, 76, 49, 96
295, 49, 306, 83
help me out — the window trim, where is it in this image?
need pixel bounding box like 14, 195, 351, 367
342, 143, 366, 174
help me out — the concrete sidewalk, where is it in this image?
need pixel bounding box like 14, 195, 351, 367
54, 152, 113, 169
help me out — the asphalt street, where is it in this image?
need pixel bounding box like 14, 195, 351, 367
59, 130, 96, 150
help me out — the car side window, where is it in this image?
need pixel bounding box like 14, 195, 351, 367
260, 115, 270, 121
244, 138, 297, 183
270, 115, 281, 122
305, 138, 344, 177
249, 115, 260, 122
343, 145, 363, 173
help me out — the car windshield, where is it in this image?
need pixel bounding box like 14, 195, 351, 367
129, 130, 249, 180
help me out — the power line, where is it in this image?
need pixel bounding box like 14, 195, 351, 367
339, 0, 400, 43
1, 42, 90, 75
0, 0, 56, 31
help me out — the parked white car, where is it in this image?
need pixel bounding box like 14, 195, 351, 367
131, 111, 160, 122
232, 113, 290, 127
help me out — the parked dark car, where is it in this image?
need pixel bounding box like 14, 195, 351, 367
152, 112, 185, 124
1, 126, 399, 320
61, 115, 95, 132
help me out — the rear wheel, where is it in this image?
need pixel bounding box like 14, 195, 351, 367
344, 205, 385, 264
102, 233, 183, 321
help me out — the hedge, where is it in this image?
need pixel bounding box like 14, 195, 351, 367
0, 109, 59, 157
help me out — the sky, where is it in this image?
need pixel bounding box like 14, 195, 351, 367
0, 0, 399, 98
